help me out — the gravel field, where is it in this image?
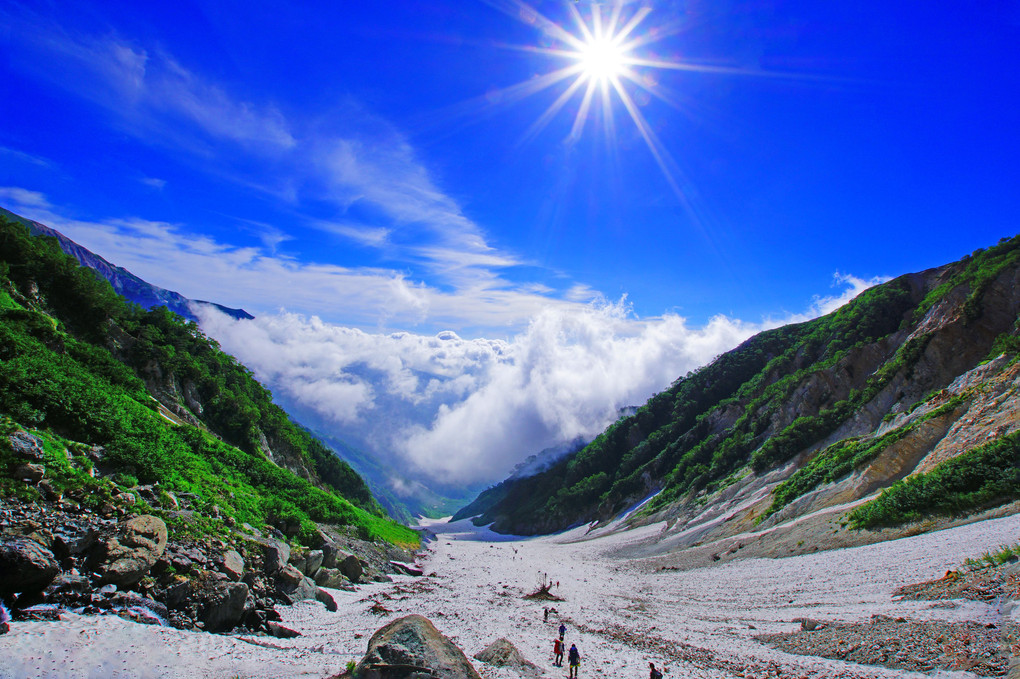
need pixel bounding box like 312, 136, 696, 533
0, 512, 1017, 678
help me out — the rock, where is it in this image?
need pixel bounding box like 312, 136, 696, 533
473, 637, 542, 676
37, 480, 61, 501
316, 587, 338, 612
15, 463, 45, 483
338, 553, 363, 583
0, 538, 60, 596
390, 561, 424, 577
98, 515, 168, 587
278, 564, 304, 587
201, 582, 250, 633
320, 541, 338, 569
351, 614, 482, 679
314, 567, 347, 589
264, 540, 291, 575
277, 575, 319, 605
115, 492, 136, 505
289, 554, 307, 575
9, 432, 45, 461
267, 621, 301, 638
798, 618, 825, 631
304, 549, 324, 576
51, 524, 98, 559
221, 550, 245, 580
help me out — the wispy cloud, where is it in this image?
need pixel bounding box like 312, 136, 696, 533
0, 188, 581, 331
140, 177, 166, 190
2, 9, 540, 304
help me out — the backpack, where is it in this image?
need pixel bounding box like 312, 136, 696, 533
651, 670, 663, 679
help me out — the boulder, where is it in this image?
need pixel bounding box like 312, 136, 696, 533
0, 537, 60, 596
201, 582, 250, 633
351, 614, 482, 679
339, 553, 363, 583
263, 540, 291, 575
316, 587, 338, 612
97, 515, 168, 587
267, 621, 301, 638
51, 525, 98, 559
304, 549, 324, 576
15, 463, 45, 483
390, 561, 423, 577
320, 541, 338, 569
473, 638, 542, 676
278, 564, 304, 587
9, 431, 45, 461
277, 574, 319, 605
314, 567, 347, 589
221, 550, 245, 580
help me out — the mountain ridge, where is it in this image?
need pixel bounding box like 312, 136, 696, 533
461, 236, 1020, 544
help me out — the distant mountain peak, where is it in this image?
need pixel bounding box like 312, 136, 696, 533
0, 206, 253, 322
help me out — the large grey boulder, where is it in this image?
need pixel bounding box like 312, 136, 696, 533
98, 515, 168, 587
263, 539, 291, 575
0, 537, 60, 596
304, 549, 324, 576
201, 582, 250, 633
277, 574, 319, 605
351, 614, 482, 679
338, 553, 363, 583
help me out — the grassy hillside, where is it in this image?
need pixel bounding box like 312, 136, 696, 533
466, 235, 1020, 534
0, 215, 417, 547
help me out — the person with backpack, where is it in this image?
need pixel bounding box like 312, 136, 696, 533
568, 643, 580, 678
553, 637, 564, 666
649, 662, 663, 679
558, 622, 566, 640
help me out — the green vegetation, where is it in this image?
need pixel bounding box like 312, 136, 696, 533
963, 542, 1020, 570
847, 431, 1020, 529
466, 234, 1020, 534
765, 393, 967, 517
0, 215, 417, 548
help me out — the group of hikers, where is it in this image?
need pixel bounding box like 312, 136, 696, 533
545, 609, 664, 678
550, 620, 580, 678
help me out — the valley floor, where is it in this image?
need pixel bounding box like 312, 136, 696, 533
1, 513, 1018, 678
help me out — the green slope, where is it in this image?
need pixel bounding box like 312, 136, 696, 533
0, 215, 417, 547
465, 235, 1020, 534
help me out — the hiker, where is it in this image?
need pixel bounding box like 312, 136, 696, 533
543, 606, 549, 622
649, 662, 663, 679
553, 637, 564, 666
568, 643, 580, 678
558, 622, 566, 640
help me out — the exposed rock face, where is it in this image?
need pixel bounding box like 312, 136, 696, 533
339, 553, 364, 583
0, 537, 60, 597
351, 614, 482, 679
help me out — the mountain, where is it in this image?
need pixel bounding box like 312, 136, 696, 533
462, 235, 1020, 539
0, 207, 253, 322
0, 212, 417, 545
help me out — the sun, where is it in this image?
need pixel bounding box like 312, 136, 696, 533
577, 35, 626, 82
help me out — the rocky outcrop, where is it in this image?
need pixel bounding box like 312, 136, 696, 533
473, 637, 542, 676
347, 614, 482, 679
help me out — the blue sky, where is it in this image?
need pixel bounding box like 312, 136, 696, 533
2, 1, 1019, 493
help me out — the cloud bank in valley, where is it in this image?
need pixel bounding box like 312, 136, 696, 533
196, 272, 882, 489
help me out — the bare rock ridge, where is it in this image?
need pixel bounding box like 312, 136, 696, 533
461, 235, 1020, 545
